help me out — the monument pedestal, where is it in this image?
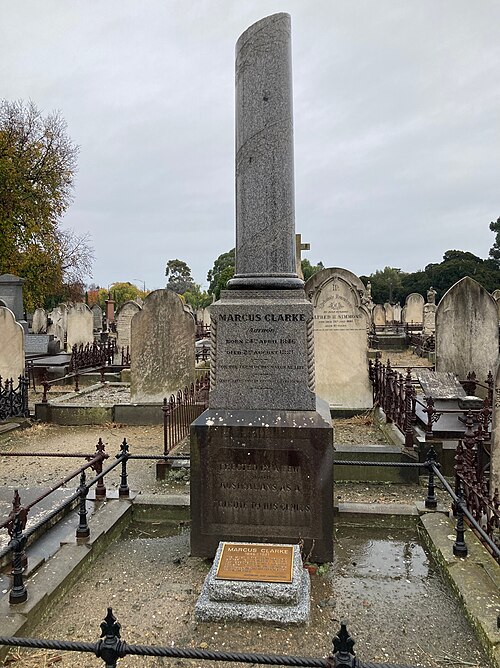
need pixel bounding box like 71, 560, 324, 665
195, 542, 310, 625
190, 399, 333, 562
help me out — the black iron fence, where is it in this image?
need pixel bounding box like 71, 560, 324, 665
120, 345, 130, 366
69, 341, 116, 373
369, 359, 493, 442
0, 375, 29, 420
406, 332, 434, 357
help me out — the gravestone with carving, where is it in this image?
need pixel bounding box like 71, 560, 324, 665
191, 13, 333, 563
372, 304, 386, 327
306, 267, 372, 411
32, 308, 48, 334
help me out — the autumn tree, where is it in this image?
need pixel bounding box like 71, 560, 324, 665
0, 99, 93, 309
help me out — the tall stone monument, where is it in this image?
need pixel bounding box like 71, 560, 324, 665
191, 13, 333, 562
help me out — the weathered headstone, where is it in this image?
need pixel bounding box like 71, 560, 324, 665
305, 267, 372, 410
392, 303, 402, 323
404, 293, 424, 325
0, 307, 24, 381
130, 289, 195, 402
423, 303, 436, 334
384, 302, 394, 323
32, 308, 48, 334
435, 276, 498, 388
115, 301, 141, 354
66, 303, 94, 350
47, 303, 68, 346
372, 304, 386, 327
91, 304, 103, 332
416, 369, 466, 400
492, 290, 500, 321
191, 13, 333, 563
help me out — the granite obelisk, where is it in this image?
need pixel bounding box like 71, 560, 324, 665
191, 13, 333, 561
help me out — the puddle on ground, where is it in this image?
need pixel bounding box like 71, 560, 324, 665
329, 525, 487, 666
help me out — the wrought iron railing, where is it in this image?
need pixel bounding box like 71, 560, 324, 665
162, 373, 210, 456
69, 341, 116, 372
0, 375, 29, 420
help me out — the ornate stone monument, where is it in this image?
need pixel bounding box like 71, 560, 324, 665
191, 13, 333, 562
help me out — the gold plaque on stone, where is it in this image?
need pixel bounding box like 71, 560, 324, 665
215, 543, 294, 583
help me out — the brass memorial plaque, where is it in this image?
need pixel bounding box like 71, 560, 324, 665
215, 543, 294, 583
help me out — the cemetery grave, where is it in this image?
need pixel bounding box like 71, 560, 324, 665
1, 11, 500, 668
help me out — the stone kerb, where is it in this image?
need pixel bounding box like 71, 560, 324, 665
115, 301, 142, 353
0, 306, 25, 381
436, 276, 499, 388
305, 267, 372, 410
130, 289, 195, 403
32, 308, 48, 334
404, 293, 424, 324
66, 303, 94, 351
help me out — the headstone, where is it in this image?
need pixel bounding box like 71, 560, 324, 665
305, 267, 372, 410
372, 304, 386, 327
0, 274, 25, 321
392, 303, 402, 323
66, 303, 93, 350
32, 308, 48, 334
130, 289, 195, 402
47, 303, 68, 346
0, 307, 24, 381
423, 303, 436, 334
191, 13, 333, 563
24, 334, 51, 356
91, 304, 103, 331
384, 302, 394, 323
404, 293, 424, 325
435, 276, 499, 389
416, 369, 466, 400
115, 301, 141, 353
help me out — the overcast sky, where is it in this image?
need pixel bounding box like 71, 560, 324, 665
2, 1, 499, 291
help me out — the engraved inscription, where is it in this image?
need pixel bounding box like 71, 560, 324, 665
314, 277, 365, 332
207, 447, 312, 532
215, 543, 293, 583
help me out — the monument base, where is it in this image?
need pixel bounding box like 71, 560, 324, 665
190, 398, 334, 562
195, 542, 310, 625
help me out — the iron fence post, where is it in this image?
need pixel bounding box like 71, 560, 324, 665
94, 438, 107, 500
96, 608, 125, 668
453, 487, 468, 558
118, 439, 130, 498
9, 514, 28, 604
76, 471, 90, 540
330, 621, 356, 668
424, 445, 438, 509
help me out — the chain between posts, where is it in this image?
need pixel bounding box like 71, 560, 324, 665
0, 609, 428, 668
